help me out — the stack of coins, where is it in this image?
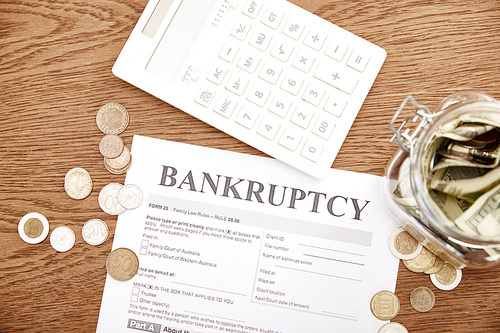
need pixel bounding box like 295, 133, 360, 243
96, 102, 132, 175
389, 227, 463, 291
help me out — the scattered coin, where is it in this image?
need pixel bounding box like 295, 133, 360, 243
104, 146, 132, 175
379, 322, 408, 333
424, 255, 445, 274
99, 183, 127, 215
410, 286, 435, 312
370, 290, 400, 321
82, 219, 109, 246
402, 246, 436, 273
50, 226, 76, 252
389, 227, 423, 260
18, 212, 50, 244
96, 102, 129, 135
106, 248, 139, 281
64, 167, 93, 200
430, 262, 462, 290
118, 184, 143, 210
99, 134, 124, 159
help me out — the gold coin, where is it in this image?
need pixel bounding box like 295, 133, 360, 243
96, 102, 129, 135
389, 227, 422, 260
430, 262, 462, 290
106, 248, 139, 281
370, 290, 400, 321
379, 322, 408, 333
18, 212, 50, 244
424, 255, 445, 274
410, 286, 435, 312
402, 247, 436, 273
24, 218, 44, 238
99, 134, 124, 159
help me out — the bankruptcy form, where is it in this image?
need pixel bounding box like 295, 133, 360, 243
96, 135, 399, 333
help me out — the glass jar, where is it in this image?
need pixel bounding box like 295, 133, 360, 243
382, 92, 500, 269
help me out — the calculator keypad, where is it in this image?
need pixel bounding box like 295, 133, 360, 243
194, 0, 385, 178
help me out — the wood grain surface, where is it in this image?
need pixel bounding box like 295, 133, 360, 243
0, 0, 499, 332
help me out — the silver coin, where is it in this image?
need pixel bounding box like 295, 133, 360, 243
50, 226, 76, 252
98, 183, 126, 215
64, 167, 92, 200
82, 219, 109, 246
118, 184, 143, 210
18, 212, 50, 244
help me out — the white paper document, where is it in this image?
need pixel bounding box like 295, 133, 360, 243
96, 135, 399, 333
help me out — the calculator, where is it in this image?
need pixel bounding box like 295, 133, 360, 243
113, 0, 387, 178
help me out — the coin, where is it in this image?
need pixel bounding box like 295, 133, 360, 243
118, 184, 143, 210
82, 219, 109, 246
379, 322, 408, 333
96, 102, 129, 135
64, 167, 92, 200
99, 134, 124, 159
104, 146, 132, 170
18, 212, 50, 244
430, 262, 462, 290
50, 226, 76, 252
410, 286, 435, 312
370, 290, 400, 321
98, 183, 126, 215
424, 255, 445, 274
389, 227, 423, 260
104, 157, 133, 175
106, 248, 139, 281
402, 247, 436, 273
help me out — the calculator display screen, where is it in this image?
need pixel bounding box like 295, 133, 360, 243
146, 0, 217, 81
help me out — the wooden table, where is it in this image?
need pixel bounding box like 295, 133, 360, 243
1, 0, 499, 332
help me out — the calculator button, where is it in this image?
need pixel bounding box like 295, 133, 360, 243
271, 38, 295, 62
304, 30, 327, 51
231, 21, 252, 41
219, 41, 240, 63
290, 105, 314, 129
226, 72, 250, 96
249, 28, 273, 51
314, 61, 358, 95
235, 106, 259, 129
213, 95, 238, 118
312, 114, 336, 140
261, 9, 284, 30
207, 63, 228, 85
279, 126, 303, 151
259, 60, 283, 84
281, 71, 304, 96
347, 49, 370, 72
247, 83, 271, 107
242, 0, 263, 19
325, 40, 349, 62
283, 18, 306, 40
238, 49, 262, 74
301, 138, 324, 162
302, 82, 326, 106
324, 92, 348, 117
257, 115, 281, 140
269, 94, 293, 118
195, 87, 216, 108
292, 48, 316, 73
